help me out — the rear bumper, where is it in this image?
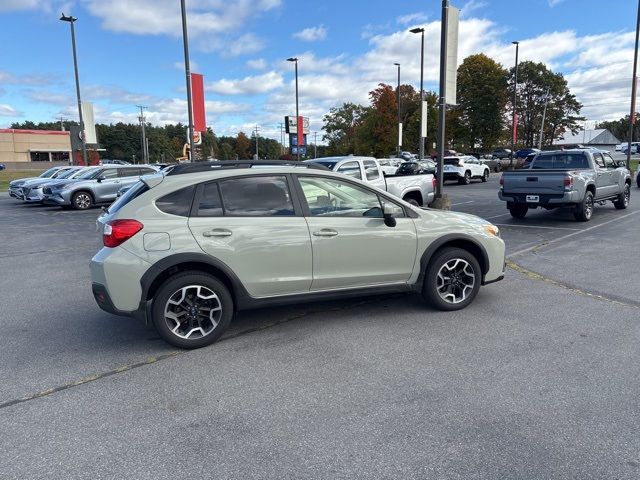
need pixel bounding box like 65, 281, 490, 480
499, 190, 580, 205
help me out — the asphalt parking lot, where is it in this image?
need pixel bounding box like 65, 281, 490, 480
2, 173, 640, 479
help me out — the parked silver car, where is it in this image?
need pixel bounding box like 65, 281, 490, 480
19, 167, 91, 203
43, 165, 159, 209
9, 166, 71, 199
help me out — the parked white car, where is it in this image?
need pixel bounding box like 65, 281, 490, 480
376, 158, 401, 175
442, 156, 490, 184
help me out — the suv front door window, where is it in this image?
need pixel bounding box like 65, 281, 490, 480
187, 175, 312, 296
297, 175, 417, 290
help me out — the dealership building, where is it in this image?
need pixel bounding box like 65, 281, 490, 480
0, 129, 72, 165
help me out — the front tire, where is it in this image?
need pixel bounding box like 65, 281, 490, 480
574, 191, 594, 221
405, 197, 421, 207
422, 248, 481, 311
152, 272, 233, 349
481, 169, 489, 182
509, 204, 528, 219
71, 191, 93, 210
614, 184, 630, 209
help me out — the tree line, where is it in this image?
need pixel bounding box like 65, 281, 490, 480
322, 54, 584, 157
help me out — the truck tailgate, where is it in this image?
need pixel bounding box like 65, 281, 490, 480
502, 171, 567, 194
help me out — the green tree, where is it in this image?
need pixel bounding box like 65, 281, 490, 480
235, 132, 251, 159
454, 54, 509, 151
322, 102, 367, 155
509, 61, 584, 147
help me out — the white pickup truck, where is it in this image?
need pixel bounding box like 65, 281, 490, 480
306, 156, 435, 207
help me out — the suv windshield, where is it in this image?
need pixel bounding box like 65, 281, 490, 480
41, 167, 60, 178
76, 168, 103, 180
57, 168, 81, 179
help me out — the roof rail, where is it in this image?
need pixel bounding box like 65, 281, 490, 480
165, 160, 329, 176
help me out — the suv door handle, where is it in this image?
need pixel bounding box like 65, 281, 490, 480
203, 229, 232, 237
313, 229, 338, 237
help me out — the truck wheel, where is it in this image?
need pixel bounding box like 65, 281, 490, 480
613, 184, 630, 209
405, 198, 420, 207
152, 272, 233, 349
574, 191, 594, 221
494, 164, 501, 173
458, 171, 471, 185
509, 204, 528, 219
422, 247, 481, 311
481, 169, 489, 182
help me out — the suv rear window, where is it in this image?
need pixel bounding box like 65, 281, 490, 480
108, 181, 149, 215
155, 185, 195, 217
443, 158, 460, 165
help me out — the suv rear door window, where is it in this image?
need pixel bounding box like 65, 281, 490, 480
196, 183, 223, 217
118, 168, 140, 178
219, 176, 295, 216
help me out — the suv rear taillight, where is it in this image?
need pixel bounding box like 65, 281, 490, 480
499, 175, 504, 186
103, 219, 143, 248
563, 176, 573, 189
432, 176, 437, 189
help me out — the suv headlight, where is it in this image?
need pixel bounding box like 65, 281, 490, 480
484, 225, 500, 237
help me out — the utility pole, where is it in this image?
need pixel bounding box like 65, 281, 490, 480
628, 0, 640, 169
278, 123, 285, 156
137, 105, 148, 164
410, 27, 426, 160
435, 0, 449, 201
59, 116, 66, 131
394, 62, 401, 156
510, 41, 520, 168
253, 125, 260, 159
180, 0, 195, 162
538, 87, 550, 150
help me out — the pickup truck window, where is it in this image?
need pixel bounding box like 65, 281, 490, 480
337, 161, 362, 180
363, 160, 380, 180
603, 154, 615, 168
531, 153, 588, 169
593, 153, 605, 168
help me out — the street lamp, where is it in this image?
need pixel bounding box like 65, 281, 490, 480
60, 13, 87, 166
510, 41, 520, 168
287, 57, 300, 160
394, 62, 401, 156
410, 27, 425, 160
180, 0, 195, 162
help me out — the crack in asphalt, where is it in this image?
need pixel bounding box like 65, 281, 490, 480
0, 297, 387, 410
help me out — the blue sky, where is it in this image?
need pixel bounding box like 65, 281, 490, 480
0, 0, 638, 141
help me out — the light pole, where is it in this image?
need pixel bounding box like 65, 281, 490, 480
60, 13, 87, 166
510, 41, 519, 168
180, 0, 195, 162
538, 87, 550, 150
137, 105, 148, 164
313, 131, 318, 158
410, 27, 425, 160
394, 62, 401, 156
627, 0, 640, 169
287, 57, 300, 160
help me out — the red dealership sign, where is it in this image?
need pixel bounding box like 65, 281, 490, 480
190, 73, 206, 132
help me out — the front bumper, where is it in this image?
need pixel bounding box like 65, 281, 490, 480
23, 188, 45, 203
43, 191, 72, 206
9, 187, 22, 198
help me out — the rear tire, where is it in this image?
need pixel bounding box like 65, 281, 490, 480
458, 171, 471, 185
422, 248, 481, 311
152, 272, 233, 349
405, 197, 421, 207
574, 191, 594, 221
509, 204, 528, 219
614, 184, 630, 209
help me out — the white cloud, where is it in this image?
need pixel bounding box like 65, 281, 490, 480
206, 71, 283, 95
220, 33, 266, 57
548, 0, 566, 6
173, 60, 200, 72
460, 0, 487, 17
396, 12, 428, 25
246, 58, 267, 70
0, 104, 21, 117
293, 25, 327, 42
0, 0, 69, 12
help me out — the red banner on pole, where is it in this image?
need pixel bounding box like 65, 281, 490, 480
296, 115, 305, 146
191, 73, 206, 132
512, 113, 518, 143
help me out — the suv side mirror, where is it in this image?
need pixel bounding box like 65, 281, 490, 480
96, 176, 105, 183
383, 203, 397, 227
617, 160, 627, 168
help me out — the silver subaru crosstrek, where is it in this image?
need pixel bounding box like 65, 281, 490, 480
91, 161, 505, 349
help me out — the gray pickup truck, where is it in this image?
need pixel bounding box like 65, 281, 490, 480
499, 149, 631, 221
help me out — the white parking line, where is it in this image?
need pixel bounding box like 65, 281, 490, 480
451, 201, 475, 206
509, 209, 640, 258
494, 224, 580, 231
